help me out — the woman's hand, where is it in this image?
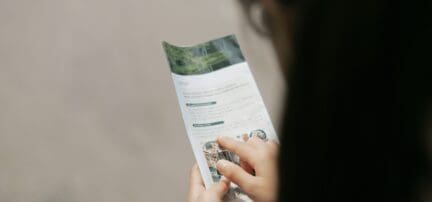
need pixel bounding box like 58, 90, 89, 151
216, 136, 279, 202
187, 164, 230, 202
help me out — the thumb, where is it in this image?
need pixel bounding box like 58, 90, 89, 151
207, 178, 230, 199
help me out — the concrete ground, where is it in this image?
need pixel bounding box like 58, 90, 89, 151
0, 0, 285, 201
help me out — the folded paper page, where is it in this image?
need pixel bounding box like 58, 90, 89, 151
163, 35, 278, 201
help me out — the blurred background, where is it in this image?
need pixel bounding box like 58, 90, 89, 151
0, 0, 285, 201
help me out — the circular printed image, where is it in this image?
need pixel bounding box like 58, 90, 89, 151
249, 129, 267, 141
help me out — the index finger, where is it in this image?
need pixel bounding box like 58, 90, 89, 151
217, 136, 257, 167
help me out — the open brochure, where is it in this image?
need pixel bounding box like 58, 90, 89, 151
162, 35, 278, 201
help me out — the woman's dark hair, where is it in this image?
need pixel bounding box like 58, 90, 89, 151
242, 0, 431, 201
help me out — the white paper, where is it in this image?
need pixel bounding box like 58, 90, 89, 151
163, 35, 278, 201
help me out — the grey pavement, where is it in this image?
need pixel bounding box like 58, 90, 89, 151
0, 1, 285, 201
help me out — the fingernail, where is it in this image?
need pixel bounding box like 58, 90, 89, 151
217, 136, 226, 143
221, 176, 230, 183
216, 159, 228, 169
220, 180, 230, 190
220, 178, 230, 188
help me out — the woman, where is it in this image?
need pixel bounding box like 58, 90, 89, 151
188, 0, 431, 201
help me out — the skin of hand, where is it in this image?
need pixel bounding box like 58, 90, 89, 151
187, 164, 231, 202
216, 136, 279, 202
187, 136, 278, 202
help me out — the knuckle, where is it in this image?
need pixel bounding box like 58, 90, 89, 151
232, 144, 241, 154
257, 150, 269, 159
267, 146, 278, 158
262, 145, 278, 158
241, 180, 257, 194
254, 149, 275, 163
271, 144, 280, 155
233, 143, 247, 155
249, 136, 261, 144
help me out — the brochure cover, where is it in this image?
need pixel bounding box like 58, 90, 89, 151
162, 35, 278, 201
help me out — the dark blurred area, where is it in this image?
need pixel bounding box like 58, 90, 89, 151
239, 0, 431, 201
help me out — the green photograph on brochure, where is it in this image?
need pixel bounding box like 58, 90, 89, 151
162, 35, 245, 75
